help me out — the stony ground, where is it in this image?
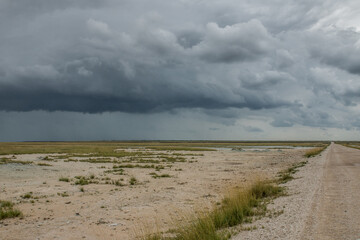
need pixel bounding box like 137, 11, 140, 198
0, 147, 308, 240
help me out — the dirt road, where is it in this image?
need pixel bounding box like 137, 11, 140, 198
302, 143, 360, 239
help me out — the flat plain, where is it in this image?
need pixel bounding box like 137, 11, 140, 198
0, 141, 327, 240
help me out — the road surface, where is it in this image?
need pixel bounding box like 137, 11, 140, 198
302, 143, 360, 239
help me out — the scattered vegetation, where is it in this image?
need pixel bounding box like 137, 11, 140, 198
57, 192, 69, 197
149, 173, 172, 179
21, 192, 33, 199
0, 158, 33, 165
74, 176, 90, 185
112, 180, 124, 186
304, 146, 327, 158
339, 142, 360, 150
278, 161, 307, 183
0, 200, 22, 220
37, 163, 52, 166
59, 177, 70, 182
155, 165, 165, 171
113, 163, 167, 169
73, 175, 99, 185
113, 164, 154, 169
146, 146, 216, 151
104, 168, 125, 175
142, 181, 283, 240
42, 156, 55, 161
0, 141, 330, 156
129, 177, 138, 185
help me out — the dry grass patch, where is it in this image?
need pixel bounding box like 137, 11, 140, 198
304, 146, 327, 158
146, 146, 216, 151
0, 157, 33, 165
141, 181, 283, 240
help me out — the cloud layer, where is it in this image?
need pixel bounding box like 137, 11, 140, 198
1, 0, 360, 140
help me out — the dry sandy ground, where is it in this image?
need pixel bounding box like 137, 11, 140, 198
0, 147, 307, 240
233, 143, 360, 240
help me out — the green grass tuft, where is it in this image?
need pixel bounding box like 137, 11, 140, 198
21, 192, 33, 199
129, 177, 137, 185
75, 177, 89, 185
59, 177, 70, 182
0, 200, 22, 220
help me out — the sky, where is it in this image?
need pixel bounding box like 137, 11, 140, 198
1, 0, 360, 141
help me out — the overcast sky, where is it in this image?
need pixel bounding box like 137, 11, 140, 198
1, 0, 360, 141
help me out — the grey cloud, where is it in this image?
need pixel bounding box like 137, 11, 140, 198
176, 30, 203, 49
0, 52, 294, 113
271, 119, 294, 127
275, 49, 295, 69
309, 66, 360, 107
241, 71, 294, 90
0, 8, 293, 114
1, 0, 360, 141
270, 107, 344, 129
192, 20, 273, 63
309, 29, 360, 75
244, 126, 263, 132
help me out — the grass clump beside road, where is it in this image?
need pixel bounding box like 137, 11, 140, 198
304, 146, 327, 158
143, 181, 283, 240
0, 200, 22, 220
278, 161, 307, 183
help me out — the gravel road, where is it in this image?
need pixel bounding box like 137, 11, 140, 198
302, 143, 360, 240
233, 143, 360, 240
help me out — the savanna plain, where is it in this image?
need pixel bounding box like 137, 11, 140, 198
0, 141, 333, 239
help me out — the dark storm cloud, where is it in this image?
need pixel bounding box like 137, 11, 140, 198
1, 0, 360, 137
0, 60, 292, 113
0, 8, 289, 113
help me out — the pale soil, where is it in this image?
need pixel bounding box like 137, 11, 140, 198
0, 148, 308, 240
